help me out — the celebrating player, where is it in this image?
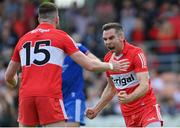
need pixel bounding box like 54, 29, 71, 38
86, 22, 163, 127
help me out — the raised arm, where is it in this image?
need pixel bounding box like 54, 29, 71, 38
118, 72, 149, 104
85, 77, 116, 119
128, 72, 149, 101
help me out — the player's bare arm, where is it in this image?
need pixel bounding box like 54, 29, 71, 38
85, 77, 116, 119
5, 60, 20, 88
70, 51, 130, 72
118, 72, 149, 104
86, 52, 101, 62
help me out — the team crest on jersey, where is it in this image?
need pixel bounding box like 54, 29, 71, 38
110, 71, 139, 89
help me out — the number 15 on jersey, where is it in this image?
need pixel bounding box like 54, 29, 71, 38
22, 40, 51, 66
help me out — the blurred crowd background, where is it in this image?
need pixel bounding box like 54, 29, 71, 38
0, 0, 179, 126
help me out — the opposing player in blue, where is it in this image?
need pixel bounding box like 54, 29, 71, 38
62, 42, 99, 127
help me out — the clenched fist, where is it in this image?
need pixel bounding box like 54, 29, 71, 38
85, 108, 98, 119
118, 91, 131, 104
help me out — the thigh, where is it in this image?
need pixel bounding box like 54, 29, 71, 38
141, 104, 163, 127
64, 99, 86, 125
36, 97, 67, 126
18, 97, 39, 126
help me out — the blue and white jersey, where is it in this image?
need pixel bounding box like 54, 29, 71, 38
62, 43, 89, 101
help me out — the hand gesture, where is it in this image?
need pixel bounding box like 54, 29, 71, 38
85, 108, 98, 119
110, 59, 130, 72
109, 53, 130, 72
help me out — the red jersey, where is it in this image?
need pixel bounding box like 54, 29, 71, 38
11, 23, 79, 99
104, 41, 157, 116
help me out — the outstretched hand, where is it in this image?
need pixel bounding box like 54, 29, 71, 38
109, 53, 130, 72
110, 58, 130, 72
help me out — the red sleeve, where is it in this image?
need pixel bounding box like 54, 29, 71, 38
11, 43, 20, 62
62, 34, 79, 55
133, 50, 148, 73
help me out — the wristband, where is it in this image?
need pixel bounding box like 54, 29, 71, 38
108, 63, 113, 70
